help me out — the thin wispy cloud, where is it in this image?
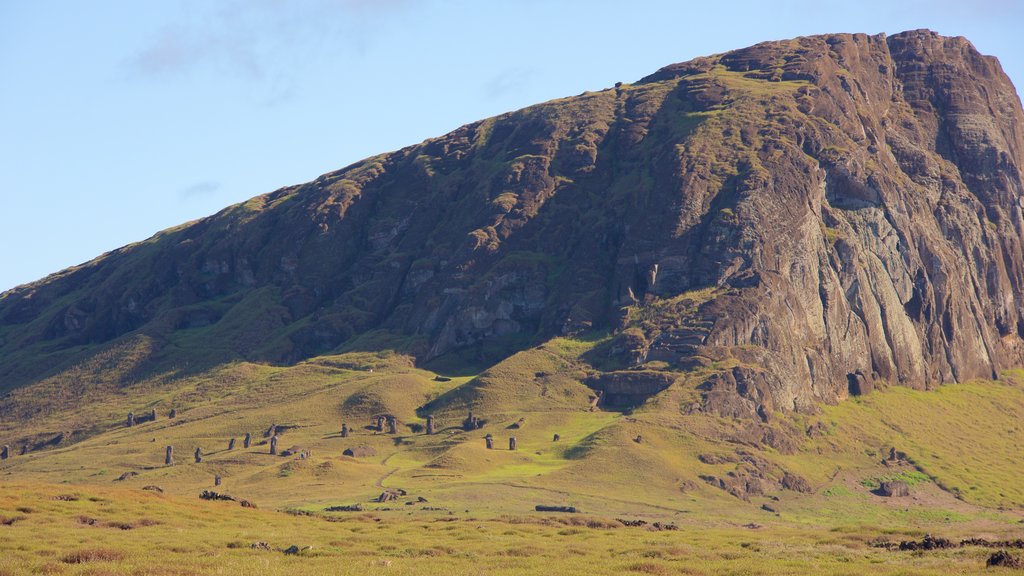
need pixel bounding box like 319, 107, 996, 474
124, 0, 417, 82
483, 67, 536, 100
180, 180, 222, 199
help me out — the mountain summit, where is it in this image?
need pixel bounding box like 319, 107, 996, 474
2, 30, 1023, 427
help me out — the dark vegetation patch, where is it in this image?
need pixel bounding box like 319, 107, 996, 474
61, 548, 125, 563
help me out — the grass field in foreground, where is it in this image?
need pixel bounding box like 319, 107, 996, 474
0, 482, 1020, 576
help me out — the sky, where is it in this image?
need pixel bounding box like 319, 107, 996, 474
1, 0, 1022, 293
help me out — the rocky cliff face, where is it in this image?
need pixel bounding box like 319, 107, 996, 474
1, 30, 1022, 420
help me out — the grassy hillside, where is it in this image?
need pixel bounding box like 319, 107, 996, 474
0, 334, 1023, 574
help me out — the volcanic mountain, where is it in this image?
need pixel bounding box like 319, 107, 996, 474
1, 29, 1023, 463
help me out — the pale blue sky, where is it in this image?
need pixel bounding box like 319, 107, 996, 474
2, 0, 1022, 292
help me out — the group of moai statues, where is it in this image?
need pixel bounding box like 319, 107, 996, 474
483, 434, 518, 450
463, 411, 484, 431
126, 408, 171, 428
160, 418, 267, 468
1, 444, 27, 459
364, 414, 436, 436
139, 406, 547, 469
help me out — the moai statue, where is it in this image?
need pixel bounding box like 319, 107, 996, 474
270, 435, 278, 456
214, 475, 222, 487
127, 412, 135, 427
194, 447, 203, 464
341, 423, 349, 438
1, 445, 8, 460
509, 437, 517, 451
228, 438, 236, 451
169, 408, 177, 419
150, 409, 157, 422
375, 416, 385, 432
243, 432, 252, 449
553, 434, 561, 442
265, 424, 277, 438
426, 415, 435, 435
485, 434, 494, 450
165, 446, 174, 466
387, 416, 397, 435
464, 411, 475, 431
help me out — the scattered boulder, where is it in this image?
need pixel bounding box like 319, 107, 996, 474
535, 505, 576, 513
376, 488, 407, 503
698, 453, 739, 465
618, 519, 648, 527
265, 424, 277, 438
433, 376, 451, 382
239, 500, 257, 508
899, 535, 955, 551
781, 472, 812, 493
114, 471, 139, 482
324, 504, 363, 512
283, 545, 300, 555
805, 422, 829, 437
250, 542, 271, 551
343, 446, 377, 458
168, 408, 177, 419
142, 485, 163, 493
199, 490, 236, 502
878, 481, 909, 497
987, 551, 1023, 568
